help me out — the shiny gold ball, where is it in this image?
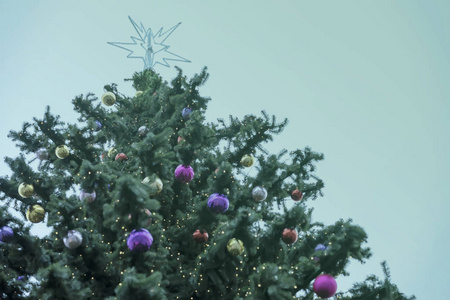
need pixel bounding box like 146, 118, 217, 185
240, 154, 254, 167
227, 238, 244, 256
101, 92, 116, 106
107, 147, 118, 158
135, 91, 144, 97
55, 145, 70, 159
26, 204, 45, 223
18, 183, 34, 198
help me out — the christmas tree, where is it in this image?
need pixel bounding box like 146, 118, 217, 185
0, 67, 415, 299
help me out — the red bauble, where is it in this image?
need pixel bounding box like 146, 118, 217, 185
282, 228, 298, 244
193, 230, 209, 243
115, 153, 128, 161
291, 189, 303, 201
313, 274, 337, 298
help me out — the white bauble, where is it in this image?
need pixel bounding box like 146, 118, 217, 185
63, 230, 83, 249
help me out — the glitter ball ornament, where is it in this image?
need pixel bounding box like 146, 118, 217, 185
26, 204, 45, 223
36, 148, 49, 160
55, 145, 70, 159
79, 190, 96, 203
227, 238, 244, 256
174, 165, 194, 183
207, 193, 229, 214
127, 228, 153, 252
142, 176, 163, 195
240, 154, 254, 167
138, 126, 149, 136
182, 107, 192, 120
18, 183, 34, 198
282, 228, 298, 244
313, 274, 337, 298
0, 226, 14, 243
291, 189, 303, 201
101, 91, 116, 106
193, 230, 209, 243
63, 230, 83, 249
115, 153, 128, 161
135, 91, 144, 97
94, 120, 102, 131
252, 186, 267, 202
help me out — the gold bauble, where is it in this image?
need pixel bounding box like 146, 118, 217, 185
55, 145, 70, 159
142, 176, 163, 195
107, 147, 118, 158
26, 204, 45, 223
18, 183, 34, 198
227, 238, 244, 256
101, 92, 116, 106
240, 154, 254, 167
135, 91, 144, 97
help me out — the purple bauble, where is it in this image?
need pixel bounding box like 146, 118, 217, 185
182, 107, 192, 120
207, 193, 230, 214
17, 276, 25, 281
94, 120, 102, 131
79, 190, 96, 203
127, 228, 153, 252
315, 244, 327, 252
174, 165, 194, 183
313, 274, 337, 298
0, 226, 14, 243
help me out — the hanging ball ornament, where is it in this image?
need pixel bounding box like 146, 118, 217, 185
55, 145, 70, 159
115, 153, 128, 161
36, 148, 49, 160
315, 244, 327, 252
135, 91, 144, 97
101, 92, 116, 106
177, 136, 184, 143
26, 204, 46, 223
207, 193, 230, 214
240, 154, 254, 167
79, 190, 96, 203
63, 230, 83, 249
94, 120, 102, 131
227, 238, 244, 256
282, 228, 298, 244
18, 183, 34, 198
291, 189, 303, 201
138, 126, 149, 136
313, 274, 337, 299
142, 176, 163, 195
174, 165, 194, 183
182, 107, 192, 120
193, 230, 209, 243
0, 226, 14, 243
252, 186, 268, 202
127, 228, 153, 252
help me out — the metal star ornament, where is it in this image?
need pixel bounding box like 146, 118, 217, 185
108, 16, 190, 70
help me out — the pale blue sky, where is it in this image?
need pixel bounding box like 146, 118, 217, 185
1, 1, 449, 299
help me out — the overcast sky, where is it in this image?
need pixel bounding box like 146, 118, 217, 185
1, 1, 449, 299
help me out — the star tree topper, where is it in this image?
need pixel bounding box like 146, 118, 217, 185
108, 16, 190, 70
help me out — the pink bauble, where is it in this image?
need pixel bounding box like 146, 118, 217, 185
313, 274, 337, 298
115, 153, 128, 161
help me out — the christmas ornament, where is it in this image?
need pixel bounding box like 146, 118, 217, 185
291, 189, 303, 201
79, 190, 96, 203
227, 238, 244, 256
18, 183, 34, 198
313, 274, 337, 298
17, 276, 25, 281
63, 230, 83, 249
252, 186, 267, 202
174, 165, 194, 183
135, 91, 144, 97
282, 228, 298, 244
55, 145, 70, 159
138, 126, 149, 136
127, 228, 153, 252
35, 148, 49, 160
26, 204, 45, 223
182, 107, 192, 120
315, 244, 327, 252
177, 136, 184, 143
101, 91, 116, 106
0, 226, 14, 243
142, 176, 163, 195
94, 120, 102, 131
193, 230, 209, 243
107, 147, 118, 157
115, 153, 128, 161
207, 193, 229, 213
240, 154, 254, 167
